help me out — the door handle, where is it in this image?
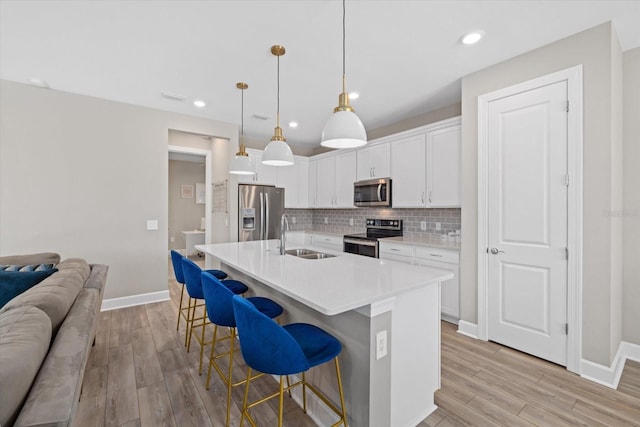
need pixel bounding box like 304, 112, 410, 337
264, 192, 269, 240
490, 248, 504, 255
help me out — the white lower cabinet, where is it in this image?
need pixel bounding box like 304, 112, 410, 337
379, 241, 460, 323
309, 233, 343, 252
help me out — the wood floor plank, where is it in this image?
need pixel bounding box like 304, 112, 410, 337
416, 407, 448, 426
465, 395, 533, 426
131, 327, 165, 388
105, 344, 139, 427
109, 306, 132, 348
434, 389, 496, 427
138, 381, 177, 427
572, 398, 640, 426
87, 310, 112, 369
128, 304, 150, 331
73, 395, 106, 427
164, 368, 213, 427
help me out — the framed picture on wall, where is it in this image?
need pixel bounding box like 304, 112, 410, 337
181, 184, 193, 198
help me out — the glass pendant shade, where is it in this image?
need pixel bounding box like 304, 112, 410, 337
321, 109, 367, 148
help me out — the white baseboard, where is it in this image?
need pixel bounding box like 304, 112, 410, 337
457, 320, 478, 339
101, 290, 170, 311
580, 340, 640, 389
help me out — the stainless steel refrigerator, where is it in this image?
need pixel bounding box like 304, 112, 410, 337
238, 184, 285, 241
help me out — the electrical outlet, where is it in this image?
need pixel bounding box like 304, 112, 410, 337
420, 221, 427, 231
291, 216, 297, 224
324, 217, 328, 224
376, 330, 387, 360
170, 236, 175, 243
436, 222, 441, 231
350, 218, 354, 226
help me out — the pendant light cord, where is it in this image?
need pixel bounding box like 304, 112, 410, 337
342, 0, 346, 93
277, 54, 280, 127
241, 87, 244, 137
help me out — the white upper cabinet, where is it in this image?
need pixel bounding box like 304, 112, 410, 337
308, 159, 318, 208
356, 143, 391, 181
426, 124, 461, 207
314, 151, 356, 208
277, 155, 309, 208
391, 134, 427, 207
334, 151, 356, 207
388, 117, 461, 208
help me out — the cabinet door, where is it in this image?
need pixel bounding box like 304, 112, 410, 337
297, 157, 309, 208
371, 143, 391, 178
390, 134, 426, 207
356, 147, 374, 181
237, 149, 259, 184
277, 161, 298, 208
308, 160, 318, 208
316, 157, 335, 208
426, 125, 461, 207
255, 159, 278, 186
334, 151, 356, 208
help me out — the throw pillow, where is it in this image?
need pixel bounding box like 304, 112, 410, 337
0, 264, 56, 272
0, 269, 58, 308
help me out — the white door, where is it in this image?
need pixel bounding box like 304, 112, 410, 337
487, 80, 568, 366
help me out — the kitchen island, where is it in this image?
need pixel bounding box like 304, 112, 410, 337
196, 240, 453, 427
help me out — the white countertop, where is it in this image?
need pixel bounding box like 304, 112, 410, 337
381, 236, 461, 251
196, 240, 453, 316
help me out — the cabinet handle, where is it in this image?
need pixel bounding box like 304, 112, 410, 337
390, 248, 400, 251
428, 191, 432, 203
422, 192, 425, 203
370, 167, 373, 177
373, 166, 376, 177
429, 253, 443, 257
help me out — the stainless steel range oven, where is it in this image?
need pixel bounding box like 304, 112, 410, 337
343, 219, 403, 258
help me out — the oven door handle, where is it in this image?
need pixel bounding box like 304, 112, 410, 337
343, 238, 377, 247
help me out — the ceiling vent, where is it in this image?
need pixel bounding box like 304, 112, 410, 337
252, 113, 271, 120
160, 91, 187, 101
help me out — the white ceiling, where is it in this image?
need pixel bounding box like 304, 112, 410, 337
2, 1, 639, 150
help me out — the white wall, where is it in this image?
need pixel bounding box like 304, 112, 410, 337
623, 47, 640, 345
460, 22, 625, 366
0, 80, 239, 300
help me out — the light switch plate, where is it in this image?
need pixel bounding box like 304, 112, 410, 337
376, 330, 387, 360
147, 219, 159, 230
350, 218, 354, 226
436, 222, 441, 231
420, 221, 427, 231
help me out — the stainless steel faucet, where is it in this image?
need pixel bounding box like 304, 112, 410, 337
280, 214, 289, 255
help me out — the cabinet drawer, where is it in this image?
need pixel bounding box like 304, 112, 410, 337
312, 233, 343, 247
379, 242, 414, 258
415, 247, 459, 264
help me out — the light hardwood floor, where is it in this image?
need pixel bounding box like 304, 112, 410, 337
74, 259, 640, 426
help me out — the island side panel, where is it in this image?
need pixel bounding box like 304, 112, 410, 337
390, 282, 441, 426
223, 263, 377, 427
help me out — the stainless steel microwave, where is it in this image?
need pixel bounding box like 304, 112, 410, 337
354, 178, 392, 207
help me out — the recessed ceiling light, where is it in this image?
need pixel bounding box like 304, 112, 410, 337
349, 92, 359, 100
194, 100, 206, 108
289, 121, 298, 128
461, 31, 484, 45
28, 78, 49, 88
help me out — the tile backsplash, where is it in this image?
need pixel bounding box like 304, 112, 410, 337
284, 207, 461, 239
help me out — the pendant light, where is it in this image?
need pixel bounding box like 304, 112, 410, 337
229, 82, 255, 175
321, 0, 367, 149
262, 45, 294, 166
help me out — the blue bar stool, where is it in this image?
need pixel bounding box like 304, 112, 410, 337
232, 295, 348, 427
201, 272, 284, 427
181, 258, 248, 374
170, 250, 228, 332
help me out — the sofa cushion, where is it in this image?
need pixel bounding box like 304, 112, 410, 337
0, 269, 58, 308
0, 253, 60, 266
0, 259, 90, 333
0, 306, 52, 427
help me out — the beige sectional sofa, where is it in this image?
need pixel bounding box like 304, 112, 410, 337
0, 253, 108, 427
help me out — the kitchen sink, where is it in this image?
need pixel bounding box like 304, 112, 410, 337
285, 248, 336, 260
